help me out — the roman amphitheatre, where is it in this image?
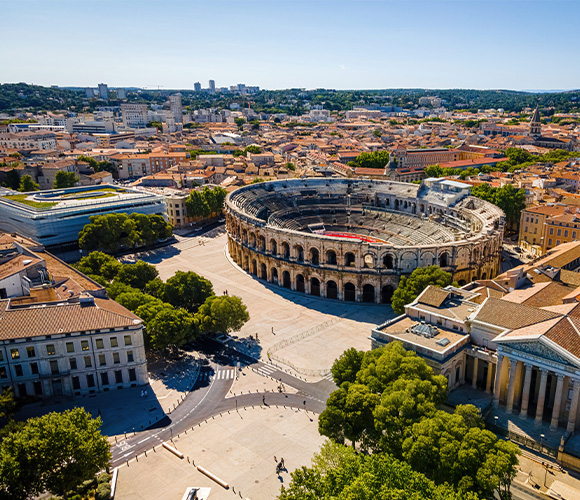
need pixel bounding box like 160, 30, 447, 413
225, 177, 504, 304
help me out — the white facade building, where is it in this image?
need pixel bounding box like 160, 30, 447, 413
121, 103, 149, 128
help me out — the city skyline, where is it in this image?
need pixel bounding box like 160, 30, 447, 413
2, 0, 579, 91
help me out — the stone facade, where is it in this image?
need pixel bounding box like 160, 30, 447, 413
225, 178, 505, 303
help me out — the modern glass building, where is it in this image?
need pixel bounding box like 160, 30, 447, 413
0, 185, 167, 247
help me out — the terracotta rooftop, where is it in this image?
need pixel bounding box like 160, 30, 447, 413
473, 297, 561, 330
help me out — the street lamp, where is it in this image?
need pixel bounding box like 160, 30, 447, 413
540, 433, 545, 453
494, 415, 499, 429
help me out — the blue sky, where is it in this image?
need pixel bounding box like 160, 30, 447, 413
2, 0, 579, 90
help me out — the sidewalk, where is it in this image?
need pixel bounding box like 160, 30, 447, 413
16, 351, 200, 438
516, 455, 580, 497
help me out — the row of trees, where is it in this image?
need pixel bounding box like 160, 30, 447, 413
78, 213, 173, 253
280, 342, 519, 499
184, 186, 227, 219
346, 150, 390, 169
76, 252, 249, 350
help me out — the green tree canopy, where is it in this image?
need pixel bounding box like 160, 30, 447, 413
195, 295, 250, 334
54, 170, 78, 189
0, 408, 110, 499
244, 145, 261, 154
75, 251, 122, 281
115, 260, 158, 291
279, 441, 476, 500
347, 150, 390, 169
470, 183, 526, 229
156, 270, 214, 313
391, 266, 454, 315
18, 175, 38, 192
146, 307, 197, 349
184, 190, 210, 218
4, 169, 20, 190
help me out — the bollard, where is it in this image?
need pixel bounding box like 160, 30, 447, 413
127, 460, 129, 467
135, 455, 138, 462
115, 436, 118, 443
145, 450, 147, 457
188, 456, 190, 463
153, 446, 156, 452
133, 428, 136, 436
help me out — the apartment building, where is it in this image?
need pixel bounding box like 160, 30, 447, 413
113, 152, 187, 180
519, 204, 573, 256
121, 103, 149, 128
0, 131, 57, 150
169, 93, 183, 124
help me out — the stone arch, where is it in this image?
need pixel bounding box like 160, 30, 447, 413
270, 238, 277, 255
242, 229, 248, 244
257, 235, 265, 252
439, 252, 449, 268
381, 285, 394, 303
326, 280, 338, 299
296, 273, 305, 292
249, 232, 256, 248
251, 259, 257, 275
282, 270, 291, 288
458, 279, 466, 286
271, 267, 279, 284
260, 262, 267, 280
310, 277, 321, 296
363, 252, 375, 269
281, 242, 290, 259
383, 254, 395, 269
362, 284, 375, 303
326, 249, 337, 265
294, 244, 304, 262
309, 247, 320, 265
343, 282, 356, 301
420, 251, 436, 267
345, 252, 356, 267
481, 272, 487, 280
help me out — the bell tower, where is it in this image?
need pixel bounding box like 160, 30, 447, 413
530, 108, 541, 137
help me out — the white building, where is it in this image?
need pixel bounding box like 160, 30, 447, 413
209, 79, 216, 94
98, 83, 109, 100
121, 103, 149, 128
169, 93, 183, 124
0, 132, 57, 150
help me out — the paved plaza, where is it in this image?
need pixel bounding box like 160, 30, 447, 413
115, 406, 325, 500
134, 229, 395, 378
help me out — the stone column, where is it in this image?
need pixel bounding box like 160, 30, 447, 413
472, 356, 479, 389
567, 381, 580, 434
535, 369, 549, 426
485, 361, 494, 393
519, 363, 533, 419
506, 359, 519, 414
493, 354, 504, 406
550, 374, 566, 430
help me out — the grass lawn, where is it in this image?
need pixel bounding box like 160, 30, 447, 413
4, 194, 57, 210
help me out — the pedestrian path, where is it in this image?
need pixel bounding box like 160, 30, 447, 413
321, 373, 334, 382
253, 364, 278, 378
198, 368, 236, 381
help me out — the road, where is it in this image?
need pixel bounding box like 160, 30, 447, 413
110, 340, 333, 467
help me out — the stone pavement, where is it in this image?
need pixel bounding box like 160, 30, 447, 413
16, 351, 200, 439
114, 406, 325, 500
136, 232, 394, 378
516, 454, 580, 497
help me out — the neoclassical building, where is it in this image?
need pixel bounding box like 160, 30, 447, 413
372, 248, 580, 434
225, 177, 504, 303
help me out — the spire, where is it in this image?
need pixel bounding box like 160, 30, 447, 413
531, 107, 541, 124
530, 107, 541, 137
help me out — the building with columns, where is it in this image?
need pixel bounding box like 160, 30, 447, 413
372, 251, 580, 434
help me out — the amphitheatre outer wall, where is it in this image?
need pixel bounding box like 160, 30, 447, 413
225, 178, 505, 304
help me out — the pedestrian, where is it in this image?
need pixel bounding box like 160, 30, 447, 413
274, 456, 277, 462
262, 395, 265, 404
144, 390, 148, 397
140, 390, 144, 397
280, 457, 285, 468
256, 332, 259, 340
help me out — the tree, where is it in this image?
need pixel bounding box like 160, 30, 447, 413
424, 164, 443, 177
330, 347, 364, 386
244, 145, 261, 155
234, 117, 245, 130
250, 177, 265, 184
195, 295, 249, 334
471, 183, 526, 229
391, 265, 454, 315
75, 252, 122, 280
285, 162, 296, 171
18, 175, 38, 192
4, 169, 20, 190
0, 408, 110, 499
373, 129, 382, 137
115, 260, 159, 291
115, 289, 158, 313
279, 441, 475, 500
160, 270, 213, 313
348, 150, 390, 169
54, 170, 78, 189
146, 307, 197, 349
185, 190, 210, 218
0, 388, 17, 421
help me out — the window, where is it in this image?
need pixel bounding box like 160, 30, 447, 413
0, 351, 3, 362
574, 232, 577, 239
127, 351, 134, 363
46, 344, 55, 356
70, 358, 77, 370
86, 374, 95, 388
550, 228, 554, 235
110, 337, 118, 348
81, 340, 89, 351
0, 367, 6, 379
30, 362, 39, 375
84, 356, 92, 368
66, 342, 75, 353
50, 360, 59, 375
10, 349, 19, 360
548, 238, 553, 246
95, 339, 104, 349
99, 354, 106, 367
557, 229, 562, 236
33, 381, 42, 396
14, 365, 23, 377
128, 368, 136, 382
26, 346, 35, 358
565, 230, 569, 238
101, 372, 109, 386
72, 376, 80, 390
113, 352, 120, 364
115, 370, 123, 384
124, 335, 132, 346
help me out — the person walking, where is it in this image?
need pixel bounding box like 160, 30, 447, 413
280, 457, 285, 469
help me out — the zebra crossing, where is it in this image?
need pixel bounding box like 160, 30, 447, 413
198, 368, 236, 381
321, 373, 334, 382
253, 364, 278, 378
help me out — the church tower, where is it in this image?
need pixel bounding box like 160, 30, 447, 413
530, 108, 542, 137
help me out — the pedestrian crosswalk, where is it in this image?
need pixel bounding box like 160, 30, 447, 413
198, 369, 236, 381
254, 364, 278, 378
322, 373, 334, 382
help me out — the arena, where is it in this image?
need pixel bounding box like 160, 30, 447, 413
225, 177, 505, 304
